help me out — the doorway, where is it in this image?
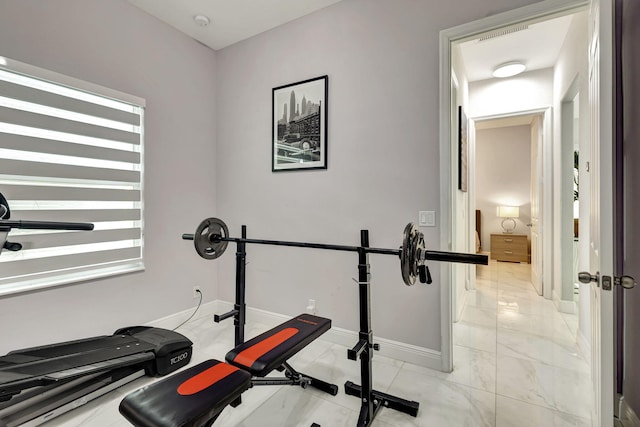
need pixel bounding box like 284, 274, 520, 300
439, 0, 596, 423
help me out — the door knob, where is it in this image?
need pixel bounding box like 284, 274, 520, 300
578, 271, 599, 284
578, 272, 636, 290
615, 276, 636, 290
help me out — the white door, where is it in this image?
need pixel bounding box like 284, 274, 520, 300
586, 0, 615, 424
530, 115, 542, 295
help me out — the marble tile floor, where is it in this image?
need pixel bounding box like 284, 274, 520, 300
43, 261, 591, 426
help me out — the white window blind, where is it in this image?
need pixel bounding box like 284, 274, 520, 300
0, 57, 145, 296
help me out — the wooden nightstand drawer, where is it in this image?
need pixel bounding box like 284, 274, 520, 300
490, 234, 529, 263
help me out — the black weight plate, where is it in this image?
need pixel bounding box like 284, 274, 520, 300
401, 223, 417, 286
0, 192, 10, 219
194, 218, 229, 260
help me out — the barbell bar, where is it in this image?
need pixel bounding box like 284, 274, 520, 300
182, 217, 488, 286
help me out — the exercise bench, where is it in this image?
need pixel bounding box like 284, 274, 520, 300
120, 314, 338, 426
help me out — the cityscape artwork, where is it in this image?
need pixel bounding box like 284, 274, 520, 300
272, 75, 328, 171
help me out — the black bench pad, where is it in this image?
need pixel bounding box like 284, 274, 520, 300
119, 359, 251, 427
225, 314, 331, 377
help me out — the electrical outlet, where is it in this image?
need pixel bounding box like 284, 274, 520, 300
306, 299, 316, 315
192, 286, 202, 298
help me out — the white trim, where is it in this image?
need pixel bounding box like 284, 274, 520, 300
552, 289, 577, 313
0, 262, 144, 298
440, 0, 589, 45
439, 0, 589, 376
541, 108, 555, 300
215, 301, 442, 370
147, 300, 221, 331
0, 56, 145, 107
586, 0, 616, 424
455, 286, 467, 321
439, 16, 454, 375
471, 108, 549, 123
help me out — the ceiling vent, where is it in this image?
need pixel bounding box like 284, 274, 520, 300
478, 24, 529, 42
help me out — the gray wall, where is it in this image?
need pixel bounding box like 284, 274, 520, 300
0, 0, 542, 355
622, 0, 640, 415
0, 0, 218, 354
215, 0, 538, 349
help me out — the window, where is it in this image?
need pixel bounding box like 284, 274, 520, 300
0, 57, 144, 296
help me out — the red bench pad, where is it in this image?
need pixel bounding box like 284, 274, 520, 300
119, 359, 251, 427
225, 314, 331, 377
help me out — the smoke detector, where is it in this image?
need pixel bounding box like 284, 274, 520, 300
193, 15, 210, 27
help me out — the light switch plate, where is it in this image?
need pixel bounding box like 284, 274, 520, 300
419, 211, 436, 227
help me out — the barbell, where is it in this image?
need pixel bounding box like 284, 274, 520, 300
182, 218, 488, 286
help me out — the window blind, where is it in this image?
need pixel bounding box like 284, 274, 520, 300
0, 57, 145, 296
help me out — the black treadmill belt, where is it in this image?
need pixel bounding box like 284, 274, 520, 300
46, 352, 155, 379
0, 335, 156, 395
0, 366, 146, 427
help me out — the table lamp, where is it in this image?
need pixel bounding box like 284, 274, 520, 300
498, 206, 519, 234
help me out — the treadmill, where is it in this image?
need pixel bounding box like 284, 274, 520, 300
0, 193, 193, 426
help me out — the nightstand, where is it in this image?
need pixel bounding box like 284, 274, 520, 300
490, 234, 529, 263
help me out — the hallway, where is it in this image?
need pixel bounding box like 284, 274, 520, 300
455, 260, 592, 426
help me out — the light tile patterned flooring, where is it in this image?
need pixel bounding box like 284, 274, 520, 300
45, 261, 591, 426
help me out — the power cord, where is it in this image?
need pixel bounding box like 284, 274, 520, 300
173, 289, 203, 331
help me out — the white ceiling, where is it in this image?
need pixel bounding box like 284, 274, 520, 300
127, 2, 577, 85
126, 0, 345, 51
458, 14, 574, 82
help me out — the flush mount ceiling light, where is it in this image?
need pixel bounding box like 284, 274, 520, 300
193, 14, 210, 27
492, 61, 526, 78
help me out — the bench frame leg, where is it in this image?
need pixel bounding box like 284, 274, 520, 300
251, 362, 338, 396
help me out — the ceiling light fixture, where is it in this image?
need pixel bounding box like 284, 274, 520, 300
492, 61, 526, 78
193, 14, 210, 27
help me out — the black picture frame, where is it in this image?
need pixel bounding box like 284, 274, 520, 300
458, 106, 468, 192
272, 75, 328, 172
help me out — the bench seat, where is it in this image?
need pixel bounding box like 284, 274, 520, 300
119, 359, 251, 427
225, 314, 331, 377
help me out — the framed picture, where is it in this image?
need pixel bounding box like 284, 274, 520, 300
272, 75, 328, 171
458, 106, 468, 192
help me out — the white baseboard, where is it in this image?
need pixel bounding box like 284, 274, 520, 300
454, 288, 467, 323
214, 300, 442, 370
146, 300, 220, 331
552, 290, 576, 314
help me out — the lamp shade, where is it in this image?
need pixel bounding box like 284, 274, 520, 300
497, 206, 519, 218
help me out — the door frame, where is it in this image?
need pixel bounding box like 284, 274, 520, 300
437, 0, 590, 372
469, 108, 551, 297
588, 0, 616, 423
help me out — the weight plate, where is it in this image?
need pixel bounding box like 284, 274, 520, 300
194, 217, 229, 260
0, 192, 10, 219
401, 223, 426, 286
401, 223, 417, 286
